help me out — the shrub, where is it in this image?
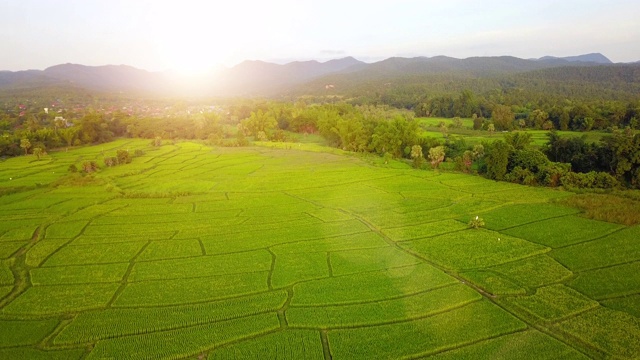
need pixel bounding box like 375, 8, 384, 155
468, 216, 485, 229
68, 164, 78, 173
561, 171, 620, 189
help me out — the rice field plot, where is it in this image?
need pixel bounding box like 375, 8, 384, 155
287, 284, 481, 328
1, 283, 120, 315
86, 313, 280, 360
271, 251, 329, 288
480, 254, 573, 290
424, 330, 589, 360
202, 219, 371, 254
502, 215, 623, 248
291, 264, 457, 306
0, 259, 14, 285
0, 319, 59, 347
0, 348, 85, 360
601, 294, 640, 318
42, 241, 146, 266
210, 329, 324, 360
30, 263, 129, 285
328, 300, 526, 360
551, 226, 640, 271
381, 219, 468, 242
554, 307, 640, 359
129, 250, 272, 281
330, 247, 422, 276
0, 241, 25, 259
136, 239, 203, 261
568, 261, 640, 300
55, 291, 287, 344
400, 229, 548, 270
502, 284, 599, 323
270, 232, 389, 254
472, 203, 580, 231
114, 271, 270, 306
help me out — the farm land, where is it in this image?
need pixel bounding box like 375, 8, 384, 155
0, 139, 638, 359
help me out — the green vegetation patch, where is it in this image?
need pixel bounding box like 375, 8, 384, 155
0, 319, 59, 347
114, 271, 269, 306
137, 239, 203, 261
329, 300, 526, 360
288, 284, 480, 328
0, 348, 84, 360
1, 283, 119, 315
555, 307, 640, 359
0, 259, 14, 285
271, 232, 388, 254
601, 295, 640, 318
502, 215, 622, 248
291, 264, 456, 306
0, 286, 12, 299
551, 226, 640, 271
458, 270, 526, 296
43, 241, 146, 266
55, 290, 287, 344
568, 262, 640, 300
306, 207, 354, 222
87, 313, 280, 360
401, 229, 548, 270
44, 220, 88, 239
330, 247, 422, 276
381, 219, 468, 242
210, 329, 324, 360
0, 224, 38, 242
504, 284, 598, 323
271, 252, 328, 288
0, 241, 25, 258
475, 203, 579, 231
425, 330, 589, 360
60, 204, 126, 221
130, 250, 272, 281
30, 263, 129, 285
486, 254, 573, 289
203, 219, 371, 254
72, 232, 175, 245
26, 238, 69, 267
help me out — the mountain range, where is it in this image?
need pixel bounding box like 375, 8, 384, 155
0, 53, 636, 98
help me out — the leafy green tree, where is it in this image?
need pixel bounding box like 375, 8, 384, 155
410, 145, 423, 168
484, 140, 512, 180
20, 138, 31, 155
491, 105, 514, 131
32, 147, 44, 160
428, 146, 445, 169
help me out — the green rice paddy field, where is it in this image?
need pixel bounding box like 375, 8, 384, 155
0, 139, 638, 359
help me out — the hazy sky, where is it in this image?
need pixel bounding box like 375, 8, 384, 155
2, 0, 639, 73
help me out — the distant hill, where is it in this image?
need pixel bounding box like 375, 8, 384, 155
0, 53, 634, 98
211, 57, 365, 95
537, 53, 613, 64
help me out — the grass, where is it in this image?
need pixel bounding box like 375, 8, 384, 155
86, 313, 280, 360
554, 307, 640, 359
287, 284, 480, 328
551, 226, 640, 271
400, 229, 548, 270
424, 330, 589, 359
559, 193, 640, 226
568, 262, 640, 300
503, 284, 598, 323
55, 291, 287, 344
328, 300, 526, 360
0, 319, 59, 347
501, 215, 623, 248
0, 139, 638, 358
209, 330, 325, 360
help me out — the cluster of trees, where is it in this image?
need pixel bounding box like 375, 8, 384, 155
414, 90, 640, 132
476, 131, 640, 189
